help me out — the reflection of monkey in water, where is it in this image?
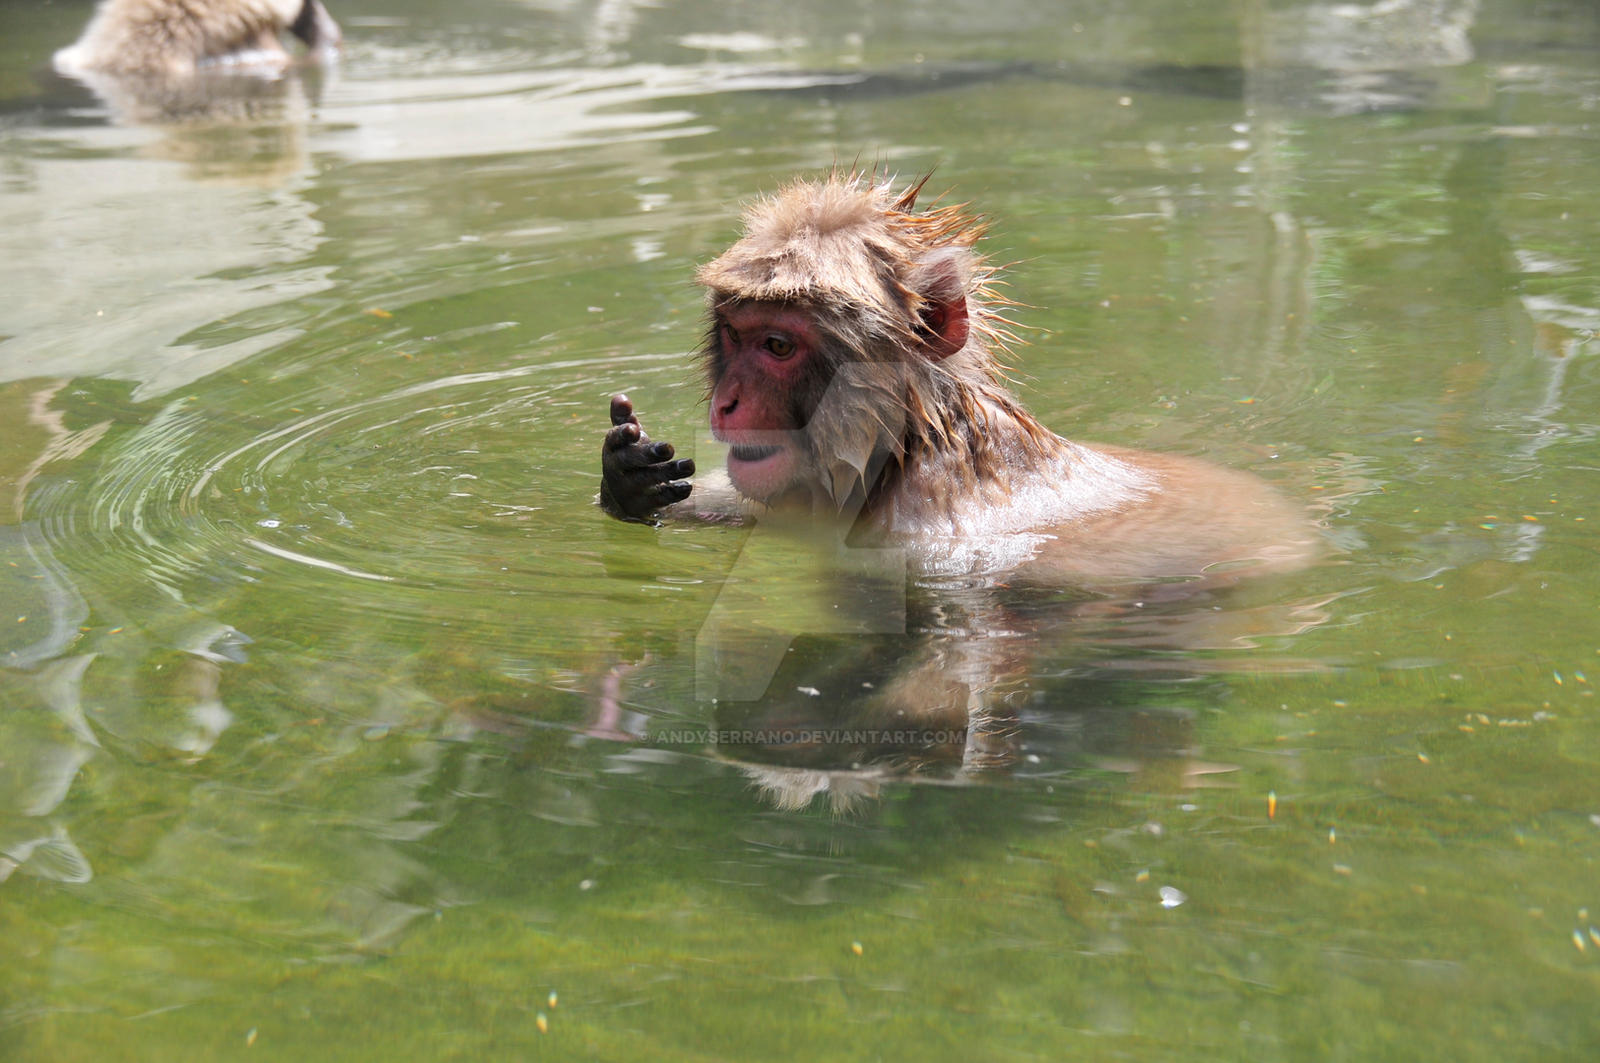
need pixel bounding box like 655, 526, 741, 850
602, 172, 1318, 586
54, 0, 341, 78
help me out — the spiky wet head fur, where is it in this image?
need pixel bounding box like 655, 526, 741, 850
697, 172, 1016, 372
697, 173, 1051, 512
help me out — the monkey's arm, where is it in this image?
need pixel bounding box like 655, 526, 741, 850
599, 394, 696, 523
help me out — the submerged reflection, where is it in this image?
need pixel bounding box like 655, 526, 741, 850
596, 532, 1336, 812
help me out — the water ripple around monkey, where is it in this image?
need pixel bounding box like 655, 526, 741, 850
25, 356, 677, 649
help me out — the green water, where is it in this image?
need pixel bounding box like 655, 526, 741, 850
2, 0, 1598, 1058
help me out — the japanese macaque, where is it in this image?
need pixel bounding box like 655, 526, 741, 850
601, 173, 1317, 586
53, 0, 341, 78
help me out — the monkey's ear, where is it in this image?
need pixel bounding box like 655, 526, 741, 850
911, 250, 971, 360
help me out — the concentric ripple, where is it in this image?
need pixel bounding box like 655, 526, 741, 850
25, 355, 692, 648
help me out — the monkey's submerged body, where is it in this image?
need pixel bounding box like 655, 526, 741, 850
601, 174, 1317, 586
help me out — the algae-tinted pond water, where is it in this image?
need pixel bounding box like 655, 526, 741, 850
3, 0, 1599, 1058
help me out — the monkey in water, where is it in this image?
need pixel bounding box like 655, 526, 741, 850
600, 173, 1318, 586
54, 0, 341, 79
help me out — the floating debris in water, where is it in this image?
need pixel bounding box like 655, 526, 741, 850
1328, 827, 1336, 845
1158, 886, 1186, 909
536, 1012, 549, 1034
1333, 863, 1352, 876
796, 686, 821, 697
246, 1028, 257, 1047
1267, 791, 1277, 820
850, 941, 863, 956
1135, 869, 1150, 884
548, 991, 558, 1009
1573, 930, 1587, 953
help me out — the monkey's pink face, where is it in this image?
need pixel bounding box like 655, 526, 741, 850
708, 303, 820, 504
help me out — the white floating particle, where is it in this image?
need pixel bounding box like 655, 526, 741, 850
1159, 886, 1186, 909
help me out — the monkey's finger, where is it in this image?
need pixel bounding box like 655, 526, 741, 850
603, 421, 643, 452
649, 441, 675, 461
632, 457, 694, 483
609, 394, 639, 427
653, 481, 693, 507
608, 445, 679, 479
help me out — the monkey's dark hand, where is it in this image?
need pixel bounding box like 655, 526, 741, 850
599, 394, 695, 523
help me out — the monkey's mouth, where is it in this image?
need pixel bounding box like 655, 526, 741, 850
728, 444, 782, 463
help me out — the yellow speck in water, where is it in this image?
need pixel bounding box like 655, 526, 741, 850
1135, 868, 1150, 884
1522, 514, 1539, 522
1333, 864, 1352, 876
364, 307, 393, 318
246, 1028, 257, 1047
1590, 927, 1600, 949
850, 941, 863, 956
548, 991, 558, 1009
536, 1013, 549, 1034
1554, 671, 1564, 685
1267, 791, 1277, 820
1573, 930, 1586, 953
1417, 752, 1430, 764
1328, 827, 1336, 845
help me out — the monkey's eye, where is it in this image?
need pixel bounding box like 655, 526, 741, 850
764, 335, 796, 359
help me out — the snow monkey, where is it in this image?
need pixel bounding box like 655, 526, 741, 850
601, 173, 1316, 585
55, 0, 341, 78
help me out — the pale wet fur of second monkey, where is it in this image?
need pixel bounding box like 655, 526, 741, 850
54, 0, 341, 78
600, 173, 1320, 587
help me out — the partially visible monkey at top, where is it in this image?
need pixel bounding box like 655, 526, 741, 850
54, 0, 341, 79
602, 172, 1319, 586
